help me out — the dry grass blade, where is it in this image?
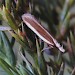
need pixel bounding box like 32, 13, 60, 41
67, 37, 73, 53
58, 63, 65, 75
71, 67, 75, 75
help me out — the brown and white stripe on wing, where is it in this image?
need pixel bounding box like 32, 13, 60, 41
22, 13, 65, 52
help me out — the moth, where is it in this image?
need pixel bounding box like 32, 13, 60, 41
22, 13, 65, 52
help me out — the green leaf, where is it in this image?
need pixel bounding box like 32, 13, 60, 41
60, 0, 74, 22
16, 64, 34, 75
9, 30, 34, 56
70, 31, 75, 55
3, 6, 18, 30
36, 38, 48, 75
0, 58, 22, 75
0, 58, 14, 75
0, 34, 6, 59
5, 0, 12, 11
70, 31, 75, 45
0, 31, 16, 66
19, 51, 35, 75
0, 9, 4, 21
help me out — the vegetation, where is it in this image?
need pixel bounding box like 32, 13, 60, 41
0, 0, 75, 75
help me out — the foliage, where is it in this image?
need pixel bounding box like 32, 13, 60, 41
0, 0, 75, 75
